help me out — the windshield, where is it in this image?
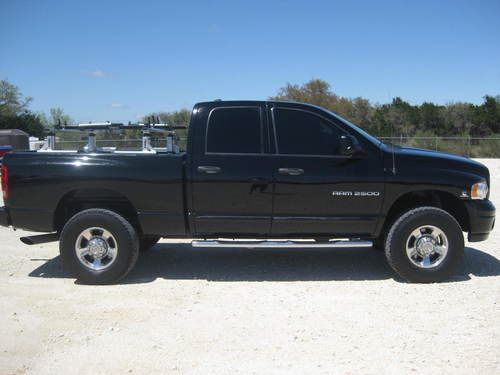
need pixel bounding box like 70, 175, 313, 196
324, 109, 382, 146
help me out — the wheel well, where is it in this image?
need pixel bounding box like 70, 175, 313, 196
381, 190, 470, 237
53, 189, 141, 234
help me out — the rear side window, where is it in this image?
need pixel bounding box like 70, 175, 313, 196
206, 107, 262, 154
273, 108, 344, 156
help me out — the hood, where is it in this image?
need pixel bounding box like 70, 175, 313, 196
389, 145, 489, 181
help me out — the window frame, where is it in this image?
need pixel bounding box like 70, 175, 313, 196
270, 106, 350, 158
205, 106, 264, 155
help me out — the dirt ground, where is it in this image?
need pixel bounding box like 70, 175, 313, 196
0, 159, 498, 374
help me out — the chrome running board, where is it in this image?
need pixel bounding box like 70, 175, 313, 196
191, 239, 372, 249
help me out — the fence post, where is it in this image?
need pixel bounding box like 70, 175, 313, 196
435, 137, 438, 151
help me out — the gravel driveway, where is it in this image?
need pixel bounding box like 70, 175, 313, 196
0, 159, 498, 374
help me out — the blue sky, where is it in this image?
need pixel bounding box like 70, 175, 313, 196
1, 0, 499, 123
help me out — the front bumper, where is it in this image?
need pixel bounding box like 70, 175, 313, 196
465, 199, 495, 242
0, 207, 11, 228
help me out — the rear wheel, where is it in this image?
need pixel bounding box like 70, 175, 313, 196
139, 236, 160, 252
385, 207, 464, 283
59, 209, 139, 284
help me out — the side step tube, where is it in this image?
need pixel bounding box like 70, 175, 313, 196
191, 240, 372, 249
20, 233, 59, 245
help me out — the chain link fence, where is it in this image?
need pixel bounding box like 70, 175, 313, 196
54, 136, 500, 158
378, 137, 500, 158
55, 137, 188, 151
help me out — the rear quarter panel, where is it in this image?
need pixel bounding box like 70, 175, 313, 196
4, 152, 186, 235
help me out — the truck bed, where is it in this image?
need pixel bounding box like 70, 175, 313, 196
4, 151, 187, 235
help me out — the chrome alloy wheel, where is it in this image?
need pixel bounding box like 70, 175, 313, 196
406, 225, 449, 269
75, 227, 118, 271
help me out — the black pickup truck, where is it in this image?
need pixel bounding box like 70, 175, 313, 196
0, 100, 495, 284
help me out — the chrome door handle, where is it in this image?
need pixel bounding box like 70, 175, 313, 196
278, 168, 304, 176
197, 165, 221, 174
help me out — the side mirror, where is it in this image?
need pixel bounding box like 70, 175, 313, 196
339, 135, 365, 158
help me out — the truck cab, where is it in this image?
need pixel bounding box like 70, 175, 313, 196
187, 101, 384, 238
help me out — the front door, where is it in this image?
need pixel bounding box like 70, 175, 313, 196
190, 104, 273, 236
270, 106, 384, 237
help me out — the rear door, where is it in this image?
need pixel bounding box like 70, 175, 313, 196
190, 103, 273, 236
269, 105, 384, 237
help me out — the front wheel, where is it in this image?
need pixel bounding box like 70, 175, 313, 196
59, 209, 139, 284
385, 207, 464, 283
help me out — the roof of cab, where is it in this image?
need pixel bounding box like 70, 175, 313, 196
194, 100, 323, 111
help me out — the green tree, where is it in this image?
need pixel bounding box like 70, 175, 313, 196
38, 107, 74, 128
444, 103, 474, 136
351, 97, 374, 129
0, 113, 45, 138
0, 79, 45, 137
419, 102, 446, 135
0, 80, 32, 117
270, 79, 371, 126
471, 95, 500, 135
270, 79, 337, 109
49, 107, 73, 127
143, 109, 191, 126
371, 105, 393, 137
271, 79, 500, 139
386, 97, 419, 137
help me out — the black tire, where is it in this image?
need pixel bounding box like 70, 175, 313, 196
59, 209, 139, 284
385, 206, 464, 283
139, 236, 160, 252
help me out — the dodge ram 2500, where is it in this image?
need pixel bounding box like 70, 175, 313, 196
0, 100, 495, 284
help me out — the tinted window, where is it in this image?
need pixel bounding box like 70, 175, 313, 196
206, 107, 262, 154
273, 108, 344, 155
